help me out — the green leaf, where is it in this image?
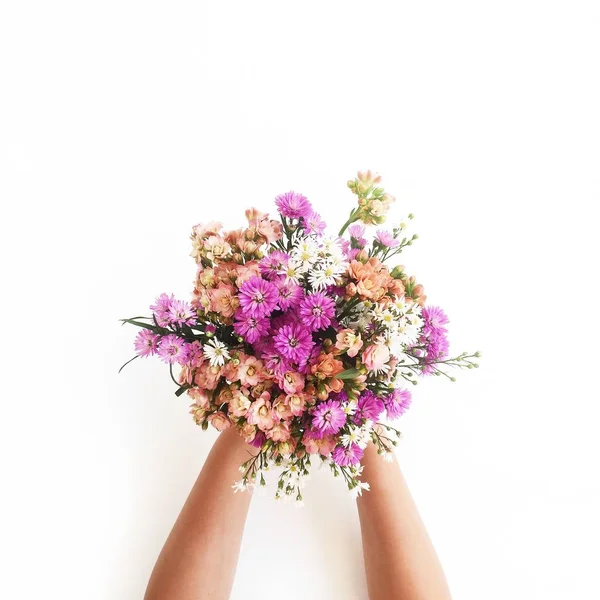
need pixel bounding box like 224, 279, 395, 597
337, 368, 361, 380
120, 318, 159, 331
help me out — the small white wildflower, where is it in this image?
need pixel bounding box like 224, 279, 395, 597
232, 480, 247, 493
382, 452, 394, 463
203, 338, 230, 367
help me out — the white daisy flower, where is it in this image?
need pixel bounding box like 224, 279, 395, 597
340, 426, 362, 447
343, 399, 358, 415
392, 295, 408, 314
203, 338, 230, 367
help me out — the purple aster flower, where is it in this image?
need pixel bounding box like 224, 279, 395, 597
274, 191, 313, 220
299, 292, 336, 331
384, 388, 412, 419
302, 210, 327, 235
422, 306, 450, 333
311, 399, 347, 436
134, 329, 159, 357
259, 250, 289, 280
354, 390, 385, 424
233, 310, 270, 344
167, 299, 196, 326
332, 443, 364, 466
275, 279, 304, 311
150, 293, 175, 326
238, 276, 279, 318
375, 230, 400, 248
157, 334, 188, 365
273, 323, 315, 364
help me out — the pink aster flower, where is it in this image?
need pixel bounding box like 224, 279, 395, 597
167, 299, 196, 326
353, 390, 385, 424
233, 311, 270, 344
332, 443, 364, 466
238, 276, 279, 318
259, 250, 290, 280
384, 388, 412, 419
302, 210, 327, 235
422, 306, 450, 333
275, 279, 304, 311
375, 230, 400, 248
134, 329, 159, 357
157, 334, 189, 365
150, 293, 175, 326
311, 399, 347, 436
348, 224, 367, 247
273, 323, 315, 364
185, 340, 205, 367
299, 292, 336, 331
274, 191, 313, 220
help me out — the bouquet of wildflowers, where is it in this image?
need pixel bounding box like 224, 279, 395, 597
121, 171, 479, 504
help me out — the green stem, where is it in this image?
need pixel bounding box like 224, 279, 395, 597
338, 209, 360, 236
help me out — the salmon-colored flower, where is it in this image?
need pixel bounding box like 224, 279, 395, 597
193, 363, 222, 390
266, 420, 291, 442
190, 404, 208, 426
235, 261, 261, 286
335, 329, 364, 357
281, 370, 305, 394
229, 389, 252, 417
188, 387, 211, 409
204, 235, 231, 262
208, 411, 231, 432
310, 352, 344, 380
240, 422, 259, 444
238, 356, 265, 387
210, 283, 239, 318
246, 393, 275, 431
245, 208, 283, 244
273, 395, 293, 420
303, 432, 336, 456
286, 393, 309, 417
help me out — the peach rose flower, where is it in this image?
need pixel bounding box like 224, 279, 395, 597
362, 342, 391, 372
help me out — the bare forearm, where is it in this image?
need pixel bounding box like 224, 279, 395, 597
357, 444, 452, 600
144, 428, 255, 600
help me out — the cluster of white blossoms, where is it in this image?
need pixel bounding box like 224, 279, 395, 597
282, 235, 348, 290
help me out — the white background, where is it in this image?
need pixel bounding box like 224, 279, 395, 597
1, 1, 599, 599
